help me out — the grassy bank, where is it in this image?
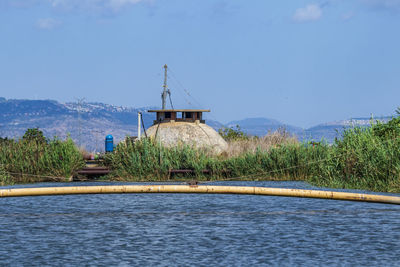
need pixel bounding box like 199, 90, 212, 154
1, 116, 400, 193
310, 126, 400, 192
0, 129, 85, 185
106, 134, 328, 182
107, 119, 400, 192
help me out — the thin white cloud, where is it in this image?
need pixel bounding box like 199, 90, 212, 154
4, 0, 38, 8
362, 0, 400, 8
47, 0, 147, 13
361, 0, 400, 11
293, 4, 322, 22
36, 18, 61, 30
342, 11, 355, 21
108, 0, 143, 10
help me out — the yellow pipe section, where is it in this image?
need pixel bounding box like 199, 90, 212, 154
0, 185, 400, 204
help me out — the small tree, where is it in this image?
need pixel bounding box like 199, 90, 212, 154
218, 125, 249, 141
22, 128, 47, 144
372, 108, 400, 139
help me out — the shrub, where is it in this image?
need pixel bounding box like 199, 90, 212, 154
224, 129, 298, 158
309, 127, 400, 192
0, 133, 85, 184
0, 164, 12, 186
22, 128, 47, 144
218, 125, 249, 141
106, 138, 212, 180
372, 117, 400, 139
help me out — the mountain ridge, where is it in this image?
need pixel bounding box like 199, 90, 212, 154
0, 98, 392, 150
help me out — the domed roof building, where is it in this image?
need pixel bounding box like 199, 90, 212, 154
144, 64, 227, 154
146, 109, 228, 154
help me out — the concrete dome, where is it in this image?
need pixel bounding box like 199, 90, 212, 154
146, 121, 228, 154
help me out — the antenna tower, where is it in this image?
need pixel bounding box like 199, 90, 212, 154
161, 64, 171, 110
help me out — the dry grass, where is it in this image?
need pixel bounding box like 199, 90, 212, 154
79, 147, 93, 160
223, 129, 298, 158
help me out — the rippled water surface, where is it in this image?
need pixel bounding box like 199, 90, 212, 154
0, 181, 399, 266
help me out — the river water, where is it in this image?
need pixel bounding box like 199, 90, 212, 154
0, 181, 399, 266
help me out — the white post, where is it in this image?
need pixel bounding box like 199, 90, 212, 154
138, 112, 141, 140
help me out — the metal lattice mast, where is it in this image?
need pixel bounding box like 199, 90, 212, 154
161, 64, 170, 110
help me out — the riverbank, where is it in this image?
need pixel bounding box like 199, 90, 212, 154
105, 123, 400, 193
1, 117, 400, 193
0, 128, 85, 185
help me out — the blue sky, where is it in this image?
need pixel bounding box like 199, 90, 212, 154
0, 0, 399, 127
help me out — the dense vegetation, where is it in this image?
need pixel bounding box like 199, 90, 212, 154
0, 128, 85, 185
1, 112, 400, 193
107, 114, 400, 192
106, 136, 327, 181
310, 126, 400, 192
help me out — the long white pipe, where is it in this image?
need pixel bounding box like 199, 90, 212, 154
1, 185, 400, 205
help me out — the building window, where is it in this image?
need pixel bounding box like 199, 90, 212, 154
185, 112, 193, 119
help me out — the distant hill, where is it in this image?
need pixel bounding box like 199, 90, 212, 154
0, 98, 155, 151
226, 117, 303, 137
303, 117, 392, 142
221, 116, 393, 142
0, 97, 394, 150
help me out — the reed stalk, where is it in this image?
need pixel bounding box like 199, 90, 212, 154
0, 135, 85, 184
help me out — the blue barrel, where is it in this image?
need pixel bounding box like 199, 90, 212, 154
105, 135, 114, 153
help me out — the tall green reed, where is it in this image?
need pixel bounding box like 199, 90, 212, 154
309, 127, 400, 192
0, 135, 85, 184
106, 138, 330, 181
106, 138, 211, 180
107, 129, 400, 192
